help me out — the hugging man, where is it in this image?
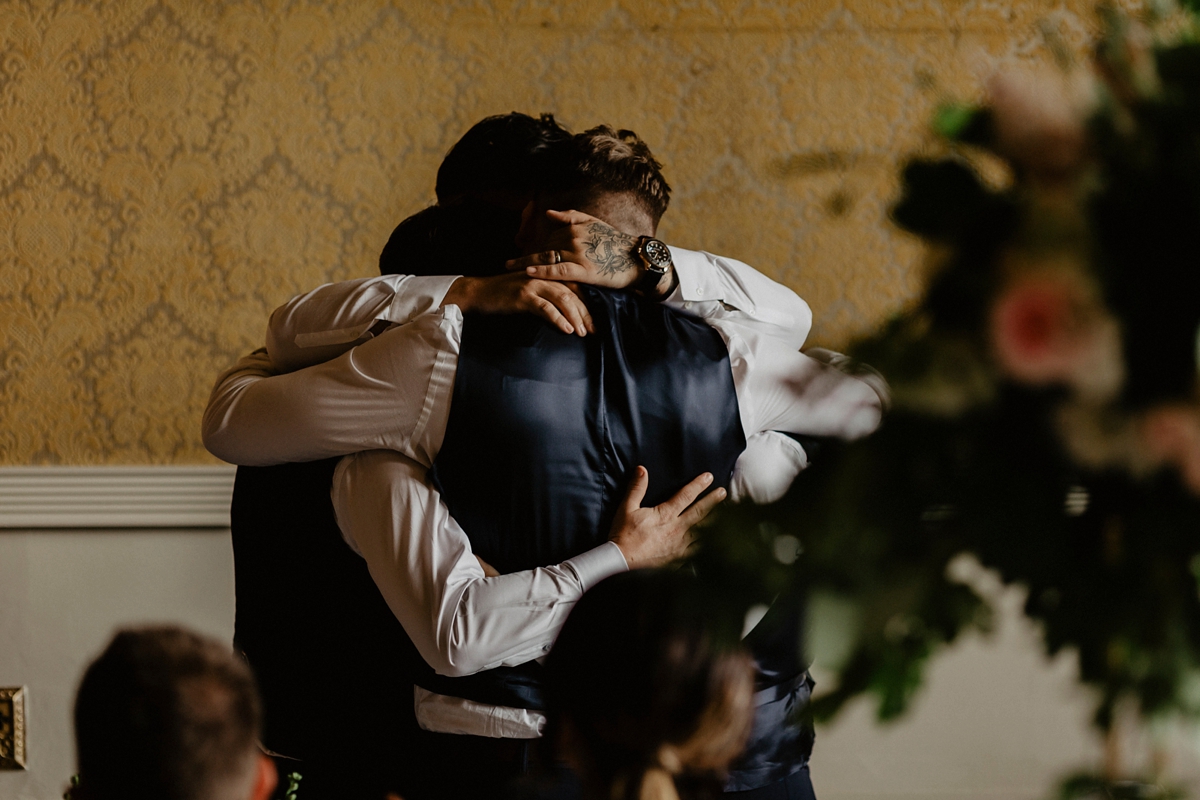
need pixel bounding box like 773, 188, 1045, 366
205, 114, 883, 799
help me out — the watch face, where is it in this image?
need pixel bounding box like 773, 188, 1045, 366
642, 238, 672, 271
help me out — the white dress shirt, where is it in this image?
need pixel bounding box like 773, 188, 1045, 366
202, 247, 883, 737
206, 249, 881, 468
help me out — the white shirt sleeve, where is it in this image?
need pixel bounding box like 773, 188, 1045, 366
664, 247, 813, 350
730, 432, 809, 505
267, 273, 461, 372
333, 449, 629, 678
202, 307, 462, 467
740, 336, 883, 441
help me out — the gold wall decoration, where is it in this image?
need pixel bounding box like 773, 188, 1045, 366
0, 0, 1128, 465
0, 686, 27, 770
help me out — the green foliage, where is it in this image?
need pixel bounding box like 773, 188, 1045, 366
933, 104, 995, 147
891, 158, 1012, 246
932, 104, 978, 139
1178, 0, 1200, 19
1056, 772, 1186, 800
284, 772, 302, 800
696, 3, 1200, 751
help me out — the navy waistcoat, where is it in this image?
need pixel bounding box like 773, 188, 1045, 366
432, 287, 746, 575
423, 287, 812, 789
420, 287, 746, 711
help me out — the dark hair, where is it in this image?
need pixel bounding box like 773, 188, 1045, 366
74, 626, 262, 800
378, 198, 522, 278
540, 125, 672, 225
543, 570, 754, 800
435, 112, 572, 204
379, 112, 570, 277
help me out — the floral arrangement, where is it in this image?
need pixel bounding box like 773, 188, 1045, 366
698, 1, 1200, 792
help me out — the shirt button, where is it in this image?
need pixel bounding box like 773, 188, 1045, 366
683, 302, 692, 310
696, 287, 704, 296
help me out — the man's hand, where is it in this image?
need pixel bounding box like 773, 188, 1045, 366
609, 466, 726, 569
442, 273, 594, 336
506, 210, 642, 289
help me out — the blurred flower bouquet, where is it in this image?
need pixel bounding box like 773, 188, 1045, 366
698, 1, 1200, 792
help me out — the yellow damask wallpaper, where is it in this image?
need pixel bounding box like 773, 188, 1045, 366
0, 0, 1131, 464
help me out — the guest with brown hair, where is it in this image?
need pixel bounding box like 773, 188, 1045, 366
542, 570, 756, 800
72, 625, 278, 800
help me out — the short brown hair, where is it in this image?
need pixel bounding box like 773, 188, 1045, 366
74, 626, 262, 800
541, 125, 672, 224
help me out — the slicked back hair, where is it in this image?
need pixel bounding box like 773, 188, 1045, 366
540, 125, 671, 225
74, 626, 262, 800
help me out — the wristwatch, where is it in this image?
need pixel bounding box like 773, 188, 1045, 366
634, 236, 673, 295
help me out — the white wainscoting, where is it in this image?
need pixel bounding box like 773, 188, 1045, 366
0, 466, 237, 528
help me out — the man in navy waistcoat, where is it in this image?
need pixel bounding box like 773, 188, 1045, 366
204, 116, 884, 799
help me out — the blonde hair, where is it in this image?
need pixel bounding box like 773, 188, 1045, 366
637, 650, 756, 800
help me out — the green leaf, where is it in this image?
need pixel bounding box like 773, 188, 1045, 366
285, 771, 302, 800
934, 104, 975, 138
891, 158, 1005, 243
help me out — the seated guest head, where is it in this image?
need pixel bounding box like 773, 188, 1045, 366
519, 124, 672, 251
73, 625, 276, 800
381, 112, 571, 277
544, 570, 755, 800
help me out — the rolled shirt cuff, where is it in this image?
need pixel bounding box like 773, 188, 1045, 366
292, 274, 462, 349
413, 685, 545, 739
383, 274, 462, 322
564, 541, 628, 591
667, 245, 713, 305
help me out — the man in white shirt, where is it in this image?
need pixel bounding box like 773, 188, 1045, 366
205, 122, 881, 799
205, 131, 879, 679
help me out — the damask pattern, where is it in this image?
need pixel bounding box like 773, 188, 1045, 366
0, 0, 1133, 464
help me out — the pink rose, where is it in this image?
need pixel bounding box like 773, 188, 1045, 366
990, 272, 1123, 399
987, 67, 1094, 180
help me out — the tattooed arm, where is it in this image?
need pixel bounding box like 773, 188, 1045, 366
509, 213, 679, 300
508, 209, 813, 347
581, 222, 638, 280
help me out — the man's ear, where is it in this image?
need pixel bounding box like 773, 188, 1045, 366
249, 753, 278, 800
